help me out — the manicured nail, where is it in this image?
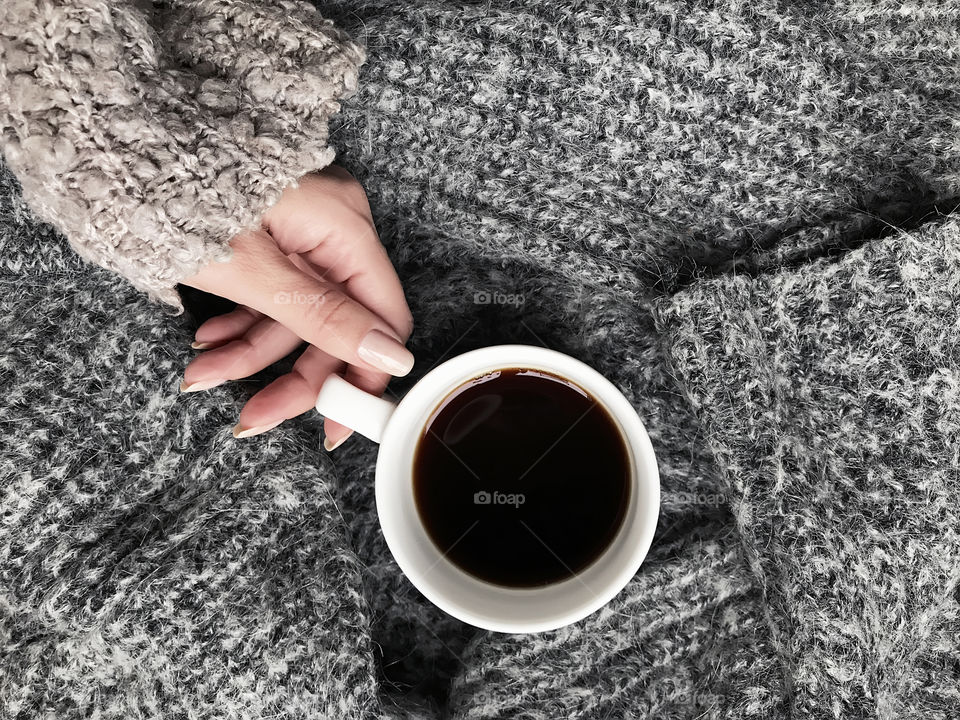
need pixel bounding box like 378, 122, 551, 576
357, 329, 414, 376
180, 378, 226, 392
191, 341, 218, 350
324, 431, 353, 452
232, 419, 283, 439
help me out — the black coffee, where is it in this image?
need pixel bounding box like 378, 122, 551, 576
413, 368, 631, 588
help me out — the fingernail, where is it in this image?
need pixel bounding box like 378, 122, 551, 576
324, 431, 353, 452
191, 341, 218, 350
180, 378, 226, 392
357, 329, 414, 376
232, 419, 283, 439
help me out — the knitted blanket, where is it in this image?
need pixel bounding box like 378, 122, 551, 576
2, 1, 959, 718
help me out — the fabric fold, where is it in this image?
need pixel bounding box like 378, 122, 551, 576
0, 245, 379, 717
656, 222, 960, 718
446, 521, 785, 720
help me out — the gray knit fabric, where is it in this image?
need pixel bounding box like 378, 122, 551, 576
0, 164, 380, 717
657, 222, 960, 719
326, 0, 960, 294
2, 0, 960, 718
0, 0, 364, 308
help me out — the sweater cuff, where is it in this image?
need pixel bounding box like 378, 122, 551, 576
0, 0, 365, 310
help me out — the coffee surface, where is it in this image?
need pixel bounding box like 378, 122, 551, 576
413, 368, 631, 587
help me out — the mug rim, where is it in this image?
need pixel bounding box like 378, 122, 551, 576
374, 344, 660, 633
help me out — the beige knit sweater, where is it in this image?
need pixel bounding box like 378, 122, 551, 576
0, 0, 364, 309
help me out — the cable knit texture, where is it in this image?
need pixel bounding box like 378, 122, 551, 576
2, 0, 960, 718
0, 0, 364, 309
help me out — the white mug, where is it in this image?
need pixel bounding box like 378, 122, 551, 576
315, 345, 660, 633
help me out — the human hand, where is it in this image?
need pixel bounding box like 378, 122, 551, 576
181, 167, 414, 450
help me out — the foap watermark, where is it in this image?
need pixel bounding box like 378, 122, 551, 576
675, 491, 727, 507
473, 290, 525, 307
274, 291, 327, 306
473, 490, 526, 508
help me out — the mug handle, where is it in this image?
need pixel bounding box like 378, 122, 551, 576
315, 375, 397, 443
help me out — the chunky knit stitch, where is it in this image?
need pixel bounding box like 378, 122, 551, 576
0, 163, 379, 718
325, 0, 960, 295
0, 0, 363, 308
2, 0, 959, 718
657, 221, 960, 719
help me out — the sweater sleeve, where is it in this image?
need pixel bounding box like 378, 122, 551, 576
0, 0, 365, 310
